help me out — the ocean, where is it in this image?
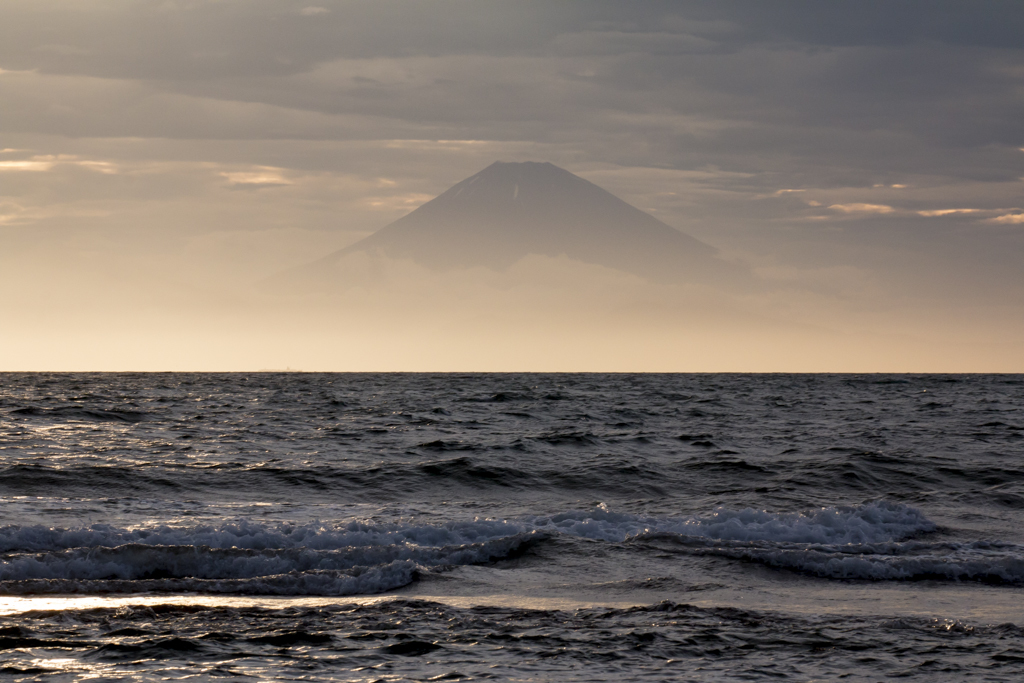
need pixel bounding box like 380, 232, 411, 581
1, 372, 1022, 681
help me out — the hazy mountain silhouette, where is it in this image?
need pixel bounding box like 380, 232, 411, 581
295, 161, 747, 286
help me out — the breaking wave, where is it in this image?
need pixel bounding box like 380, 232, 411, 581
0, 529, 543, 596
4, 501, 1007, 595
691, 539, 1024, 583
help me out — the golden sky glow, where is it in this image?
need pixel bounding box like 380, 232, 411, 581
0, 1, 1021, 371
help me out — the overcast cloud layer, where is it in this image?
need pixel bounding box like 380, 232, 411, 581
1, 1, 1022, 370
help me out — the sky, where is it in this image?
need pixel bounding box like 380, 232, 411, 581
1, 0, 1022, 371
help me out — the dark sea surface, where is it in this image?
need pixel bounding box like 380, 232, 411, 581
1, 372, 1023, 681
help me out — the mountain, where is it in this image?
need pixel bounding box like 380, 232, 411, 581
301, 161, 744, 285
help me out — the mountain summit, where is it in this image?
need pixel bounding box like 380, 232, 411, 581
313, 161, 739, 284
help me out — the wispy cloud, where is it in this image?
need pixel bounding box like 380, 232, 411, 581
916, 208, 981, 217
0, 159, 54, 172
221, 168, 294, 188
74, 160, 118, 174
383, 140, 495, 150
0, 154, 119, 174
828, 203, 894, 214
366, 193, 433, 211
988, 213, 1024, 224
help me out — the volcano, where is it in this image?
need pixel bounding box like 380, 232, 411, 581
307, 161, 742, 284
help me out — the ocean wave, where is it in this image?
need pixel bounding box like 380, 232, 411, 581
534, 500, 935, 545
0, 562, 420, 596
0, 533, 540, 581
0, 501, 956, 595
9, 406, 149, 423
0, 532, 542, 596
0, 518, 542, 553
0, 501, 930, 554
641, 535, 1024, 583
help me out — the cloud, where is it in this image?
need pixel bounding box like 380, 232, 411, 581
828, 203, 895, 214
988, 213, 1024, 224
0, 153, 120, 174
221, 168, 294, 188
364, 192, 433, 211
0, 1, 1019, 187
916, 208, 981, 217
0, 159, 54, 171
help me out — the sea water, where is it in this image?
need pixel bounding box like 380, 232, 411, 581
0, 372, 1022, 680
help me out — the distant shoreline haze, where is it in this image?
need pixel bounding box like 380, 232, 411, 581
1, 144, 1020, 375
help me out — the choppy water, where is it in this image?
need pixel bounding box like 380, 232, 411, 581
1, 372, 1022, 681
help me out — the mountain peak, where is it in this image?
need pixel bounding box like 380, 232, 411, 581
424, 160, 613, 216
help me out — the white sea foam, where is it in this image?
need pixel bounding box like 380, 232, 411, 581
534, 501, 935, 544
0, 502, 931, 554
